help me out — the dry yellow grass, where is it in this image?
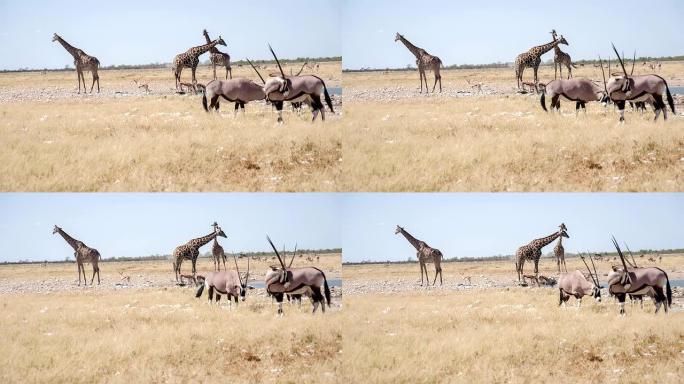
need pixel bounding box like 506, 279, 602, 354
342, 62, 684, 192
0, 62, 341, 192
341, 257, 684, 383
0, 255, 342, 383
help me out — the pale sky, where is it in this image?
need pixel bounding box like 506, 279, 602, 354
0, 0, 341, 70
0, 193, 341, 262
342, 0, 683, 69
342, 193, 683, 262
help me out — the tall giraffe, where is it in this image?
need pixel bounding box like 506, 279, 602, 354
172, 224, 227, 282
203, 29, 232, 80
211, 222, 227, 271
514, 35, 568, 92
554, 232, 567, 274
515, 223, 569, 283
395, 225, 443, 286
172, 37, 226, 90
394, 33, 443, 93
550, 30, 575, 80
51, 33, 100, 93
52, 225, 101, 285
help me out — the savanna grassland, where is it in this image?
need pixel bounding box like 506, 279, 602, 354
341, 256, 684, 383
342, 62, 684, 192
0, 61, 342, 192
0, 255, 341, 383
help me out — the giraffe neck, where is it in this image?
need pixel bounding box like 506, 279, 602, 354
56, 228, 81, 251
534, 39, 562, 57
398, 36, 424, 59
203, 31, 220, 53
54, 36, 80, 58
190, 231, 218, 249
532, 231, 562, 250
399, 228, 423, 251
190, 40, 221, 58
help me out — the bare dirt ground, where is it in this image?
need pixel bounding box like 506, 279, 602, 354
340, 255, 684, 383
0, 255, 342, 383
0, 62, 342, 192
341, 62, 684, 192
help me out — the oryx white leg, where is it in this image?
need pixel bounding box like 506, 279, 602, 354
654, 108, 661, 121
312, 109, 319, 122
277, 302, 283, 317
654, 300, 661, 314
312, 301, 320, 313
619, 302, 625, 315
576, 298, 582, 308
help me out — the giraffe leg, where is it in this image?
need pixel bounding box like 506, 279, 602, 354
81, 262, 87, 286
89, 72, 96, 93
418, 69, 423, 93
90, 265, 96, 285
419, 261, 424, 286
77, 262, 82, 286
432, 74, 438, 93
213, 64, 217, 80
96, 71, 100, 93
96, 265, 101, 284
554, 63, 558, 80
228, 66, 232, 80
533, 66, 539, 94
191, 66, 197, 85
534, 259, 539, 284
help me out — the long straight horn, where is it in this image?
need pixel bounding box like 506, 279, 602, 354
246, 58, 265, 84
624, 242, 638, 268
245, 256, 250, 284
232, 252, 243, 286
611, 43, 628, 77
268, 44, 286, 79
580, 254, 597, 285
598, 55, 608, 92
630, 50, 636, 76
267, 235, 287, 269
611, 236, 631, 281
288, 243, 297, 268
588, 254, 600, 286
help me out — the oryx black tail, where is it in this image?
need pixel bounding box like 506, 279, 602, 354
202, 93, 209, 112
195, 283, 205, 298
540, 92, 547, 112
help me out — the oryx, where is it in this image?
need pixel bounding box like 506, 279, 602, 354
540, 78, 607, 114
201, 67, 267, 116
607, 237, 671, 315
558, 255, 602, 307
195, 253, 251, 307
602, 44, 675, 122
255, 45, 334, 123
264, 236, 331, 315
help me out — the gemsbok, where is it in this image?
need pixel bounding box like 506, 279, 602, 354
264, 236, 331, 315
607, 237, 671, 315
195, 254, 251, 307
558, 255, 602, 308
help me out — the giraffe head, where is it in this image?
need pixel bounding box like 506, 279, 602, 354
557, 35, 568, 46
215, 36, 227, 47
559, 223, 567, 232
52, 225, 61, 234
51, 33, 60, 42
394, 225, 403, 234
559, 229, 569, 239
213, 223, 227, 238
394, 33, 405, 42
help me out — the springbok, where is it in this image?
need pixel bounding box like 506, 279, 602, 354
195, 254, 251, 307
558, 255, 602, 308
265, 236, 331, 315
607, 237, 671, 315
602, 44, 675, 122
258, 45, 334, 123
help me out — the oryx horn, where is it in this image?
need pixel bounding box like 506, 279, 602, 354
266, 235, 287, 269
268, 44, 287, 79
580, 254, 598, 286
246, 58, 265, 84
588, 253, 600, 287
288, 243, 297, 268
598, 55, 608, 92
630, 50, 636, 76
624, 242, 638, 268
611, 236, 631, 283
232, 252, 243, 286
611, 43, 628, 77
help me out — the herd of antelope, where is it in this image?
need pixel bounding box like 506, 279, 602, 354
53, 223, 333, 316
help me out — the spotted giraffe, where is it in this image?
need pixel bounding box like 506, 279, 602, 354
172, 37, 226, 90
52, 33, 100, 93
515, 223, 569, 283
550, 30, 575, 79
554, 231, 567, 273
211, 222, 227, 271
395, 225, 443, 286
394, 33, 443, 93
52, 225, 101, 285
202, 29, 232, 80
172, 224, 227, 282
515, 35, 568, 92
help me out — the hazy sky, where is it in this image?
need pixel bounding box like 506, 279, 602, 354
342, 0, 683, 69
342, 193, 683, 262
0, 193, 341, 262
0, 0, 341, 70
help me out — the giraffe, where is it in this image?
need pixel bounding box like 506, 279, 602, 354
554, 232, 567, 274
395, 225, 443, 286
394, 33, 443, 93
51, 33, 100, 94
202, 29, 232, 80
514, 35, 568, 92
550, 30, 575, 79
172, 224, 227, 282
211, 222, 227, 271
172, 37, 226, 90
52, 225, 101, 286
515, 223, 569, 284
